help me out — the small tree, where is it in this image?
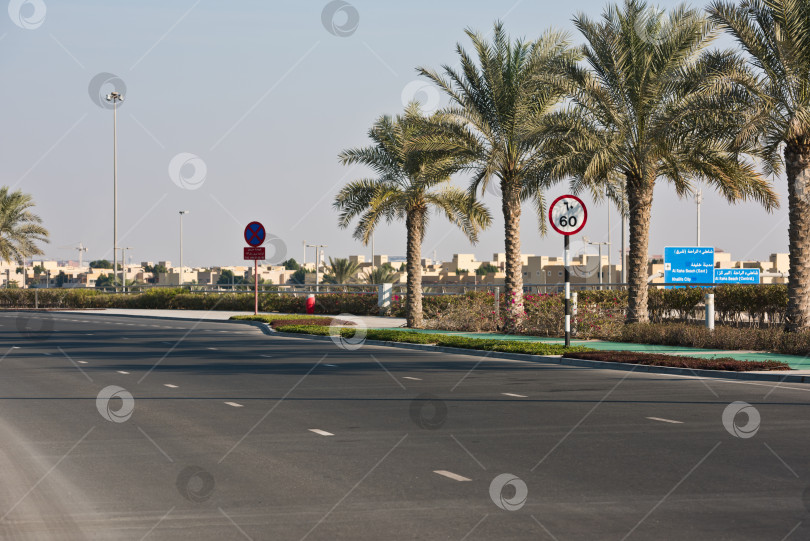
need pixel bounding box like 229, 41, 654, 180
282, 258, 301, 271
0, 187, 49, 264
90, 260, 113, 269
364, 266, 397, 284
217, 269, 246, 285
289, 268, 308, 284
328, 257, 360, 284
476, 263, 499, 276
95, 273, 115, 288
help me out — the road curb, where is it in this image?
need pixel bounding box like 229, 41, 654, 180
263, 329, 810, 384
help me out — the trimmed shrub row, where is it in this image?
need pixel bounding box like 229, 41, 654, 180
563, 351, 791, 372
616, 322, 810, 357
0, 285, 791, 327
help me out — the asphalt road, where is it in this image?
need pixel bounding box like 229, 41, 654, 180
1, 311, 809, 540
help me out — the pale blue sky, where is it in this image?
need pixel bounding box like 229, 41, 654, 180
1, 0, 786, 267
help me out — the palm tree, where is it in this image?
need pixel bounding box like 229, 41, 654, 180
363, 266, 397, 285
539, 0, 778, 323
417, 23, 578, 332
708, 0, 810, 330
0, 187, 49, 264
335, 104, 491, 328
328, 257, 360, 284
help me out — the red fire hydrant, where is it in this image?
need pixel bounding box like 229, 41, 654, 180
306, 294, 315, 315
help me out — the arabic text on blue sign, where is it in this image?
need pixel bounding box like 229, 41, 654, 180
714, 268, 760, 284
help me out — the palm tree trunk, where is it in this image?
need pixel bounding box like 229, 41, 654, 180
626, 177, 654, 323
785, 142, 810, 331
502, 179, 524, 332
406, 208, 424, 328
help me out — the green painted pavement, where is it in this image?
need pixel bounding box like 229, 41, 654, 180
371, 328, 810, 369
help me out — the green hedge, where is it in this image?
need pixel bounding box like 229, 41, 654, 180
618, 322, 810, 356
0, 285, 792, 328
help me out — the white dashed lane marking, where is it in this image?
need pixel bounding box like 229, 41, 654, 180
433, 470, 472, 482
502, 393, 528, 398
77, 361, 88, 364
164, 384, 178, 389
403, 377, 422, 381
117, 371, 129, 375
646, 417, 683, 424
224, 402, 243, 408
308, 429, 334, 436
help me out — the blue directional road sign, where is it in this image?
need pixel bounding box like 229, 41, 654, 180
664, 247, 715, 287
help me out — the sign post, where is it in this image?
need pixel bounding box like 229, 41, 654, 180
244, 221, 266, 315
549, 195, 588, 347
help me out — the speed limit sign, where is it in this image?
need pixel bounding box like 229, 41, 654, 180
549, 195, 588, 236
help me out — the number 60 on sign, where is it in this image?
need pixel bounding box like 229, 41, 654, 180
549, 195, 588, 236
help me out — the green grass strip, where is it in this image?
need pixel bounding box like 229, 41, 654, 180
272, 324, 592, 355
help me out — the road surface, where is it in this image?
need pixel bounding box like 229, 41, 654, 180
0, 311, 809, 540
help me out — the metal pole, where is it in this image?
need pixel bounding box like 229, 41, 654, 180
371, 233, 375, 275
564, 235, 571, 347
572, 291, 578, 335
254, 260, 258, 315
705, 292, 714, 330
113, 99, 118, 292
598, 243, 603, 289
180, 214, 183, 286
315, 249, 320, 293
696, 190, 702, 246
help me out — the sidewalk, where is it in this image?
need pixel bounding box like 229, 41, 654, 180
63, 309, 407, 329
377, 328, 810, 370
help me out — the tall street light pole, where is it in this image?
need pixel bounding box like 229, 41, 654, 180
118, 246, 133, 291
106, 91, 124, 292
584, 236, 610, 290
179, 211, 190, 286
306, 243, 327, 292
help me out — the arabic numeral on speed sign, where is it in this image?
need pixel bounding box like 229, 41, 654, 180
549, 195, 588, 236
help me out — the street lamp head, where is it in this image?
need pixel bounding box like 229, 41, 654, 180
105, 92, 123, 102
179, 210, 190, 215
583, 236, 591, 244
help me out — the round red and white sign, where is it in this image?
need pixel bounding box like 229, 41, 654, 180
549, 195, 588, 236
